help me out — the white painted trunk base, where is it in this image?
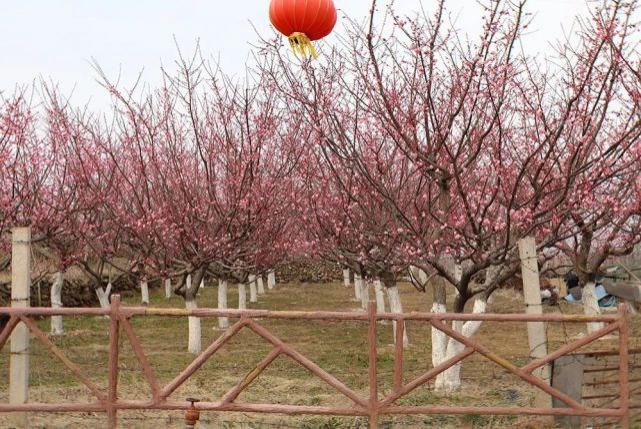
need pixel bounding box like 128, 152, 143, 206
431, 301, 448, 369
343, 269, 350, 287
96, 286, 110, 309
140, 280, 150, 306
218, 280, 229, 329
374, 280, 386, 314
267, 270, 276, 289
50, 271, 64, 336
249, 275, 258, 303
238, 284, 247, 310
435, 298, 487, 392
359, 278, 369, 310
186, 299, 201, 354
257, 276, 265, 295
354, 274, 362, 301
199, 278, 205, 289
164, 278, 172, 298
386, 286, 409, 347
583, 282, 604, 334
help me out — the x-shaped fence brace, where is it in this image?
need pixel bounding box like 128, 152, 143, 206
0, 296, 631, 428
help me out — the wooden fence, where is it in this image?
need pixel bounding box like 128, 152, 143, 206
0, 296, 632, 428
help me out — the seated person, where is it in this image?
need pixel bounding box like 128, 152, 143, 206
563, 272, 616, 307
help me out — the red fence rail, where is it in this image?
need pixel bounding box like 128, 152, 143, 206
0, 296, 631, 428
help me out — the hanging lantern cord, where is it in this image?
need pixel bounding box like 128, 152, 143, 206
288, 32, 318, 58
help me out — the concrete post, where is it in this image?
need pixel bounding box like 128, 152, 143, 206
10, 227, 31, 428
518, 237, 552, 410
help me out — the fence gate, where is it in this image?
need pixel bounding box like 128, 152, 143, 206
0, 297, 632, 428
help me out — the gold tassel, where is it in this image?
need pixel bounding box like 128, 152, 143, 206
288, 32, 318, 59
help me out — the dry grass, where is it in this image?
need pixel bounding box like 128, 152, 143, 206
1, 279, 639, 428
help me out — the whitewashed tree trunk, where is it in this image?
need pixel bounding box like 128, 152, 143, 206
164, 278, 172, 298
583, 282, 604, 334
354, 273, 362, 301
435, 297, 487, 392
105, 281, 112, 299
359, 277, 369, 310
96, 286, 110, 309
50, 271, 64, 336
140, 279, 150, 306
249, 275, 258, 303
343, 269, 351, 287
218, 280, 229, 329
267, 270, 276, 289
374, 280, 385, 314
257, 276, 265, 295
199, 278, 205, 289
238, 284, 247, 310
186, 298, 201, 354
386, 285, 409, 347
432, 262, 459, 373
431, 279, 448, 370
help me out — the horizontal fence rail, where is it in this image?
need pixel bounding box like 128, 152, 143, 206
0, 296, 631, 428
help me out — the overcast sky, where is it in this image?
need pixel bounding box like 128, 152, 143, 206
0, 0, 592, 111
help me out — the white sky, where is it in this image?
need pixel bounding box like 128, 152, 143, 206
0, 1, 590, 111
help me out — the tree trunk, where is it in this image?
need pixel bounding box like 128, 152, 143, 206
249, 274, 258, 303
238, 284, 247, 310
433, 262, 493, 392
386, 283, 409, 347
343, 269, 351, 288
374, 280, 386, 314
432, 260, 459, 372
257, 276, 265, 295
267, 270, 276, 289
431, 277, 448, 369
354, 273, 362, 301
199, 278, 205, 289
218, 280, 229, 329
140, 279, 150, 306
186, 297, 201, 354
50, 271, 64, 336
185, 270, 204, 354
435, 297, 487, 392
359, 276, 369, 310
164, 278, 172, 298
582, 282, 604, 334
96, 286, 110, 309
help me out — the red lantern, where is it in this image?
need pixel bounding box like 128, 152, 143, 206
269, 0, 337, 58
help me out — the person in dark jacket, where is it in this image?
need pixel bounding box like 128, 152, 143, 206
565, 272, 581, 300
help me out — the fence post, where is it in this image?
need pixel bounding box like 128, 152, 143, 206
10, 227, 31, 428
367, 301, 378, 428
618, 304, 630, 429
107, 295, 121, 428
551, 354, 584, 428
518, 237, 552, 411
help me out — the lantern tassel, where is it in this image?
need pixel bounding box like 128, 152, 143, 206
288, 32, 318, 58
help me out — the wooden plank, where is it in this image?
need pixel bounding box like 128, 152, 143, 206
605, 280, 641, 300
602, 280, 641, 303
